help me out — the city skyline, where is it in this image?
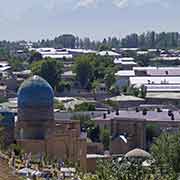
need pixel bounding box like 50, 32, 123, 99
0, 0, 179, 41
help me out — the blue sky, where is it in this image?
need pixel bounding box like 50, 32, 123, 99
0, 0, 179, 41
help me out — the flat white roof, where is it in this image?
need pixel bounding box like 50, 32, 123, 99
0, 61, 9, 67
87, 154, 110, 158
114, 57, 137, 65
106, 95, 144, 102
98, 51, 120, 56
36, 48, 56, 53
146, 84, 180, 92
0, 66, 11, 71
62, 71, 76, 76
66, 48, 96, 54
115, 57, 134, 61
133, 67, 157, 70
120, 48, 139, 51
147, 92, 180, 99
42, 54, 73, 59
130, 76, 180, 86
137, 51, 148, 55
134, 67, 180, 76
152, 57, 180, 61
121, 61, 137, 65
115, 70, 135, 77
133, 66, 180, 70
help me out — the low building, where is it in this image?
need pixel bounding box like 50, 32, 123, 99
98, 51, 120, 57
115, 70, 135, 88
105, 95, 145, 108
114, 57, 137, 70
115, 67, 180, 92
94, 109, 180, 155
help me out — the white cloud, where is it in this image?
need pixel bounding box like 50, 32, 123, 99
112, 0, 170, 8
76, 0, 98, 8
74, 0, 170, 9
113, 0, 129, 8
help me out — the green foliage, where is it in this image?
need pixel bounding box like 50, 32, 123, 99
54, 99, 65, 110
9, 57, 28, 71
72, 114, 94, 132
100, 128, 110, 150
10, 143, 23, 156
74, 54, 116, 90
125, 85, 139, 97
105, 100, 119, 109
139, 85, 147, 98
81, 174, 99, 180
0, 48, 9, 58
151, 132, 180, 174
0, 97, 8, 103
74, 102, 96, 112
56, 80, 71, 92
92, 55, 115, 80
121, 31, 180, 49
29, 50, 42, 62
109, 85, 120, 96
89, 125, 100, 142
92, 80, 101, 93
123, 85, 146, 98
146, 124, 160, 142
135, 54, 151, 66
72, 114, 100, 142
31, 58, 63, 89
104, 71, 116, 91
74, 55, 94, 88
98, 44, 112, 51
94, 159, 176, 180
37, 34, 76, 48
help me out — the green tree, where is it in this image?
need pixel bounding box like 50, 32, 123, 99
29, 50, 42, 63
31, 58, 63, 89
89, 125, 100, 142
92, 80, 101, 94
95, 159, 176, 180
151, 132, 180, 175
139, 85, 147, 98
54, 99, 65, 110
74, 102, 95, 112
9, 57, 27, 71
74, 55, 94, 88
101, 128, 110, 150
146, 124, 160, 143
104, 72, 115, 91
57, 80, 71, 92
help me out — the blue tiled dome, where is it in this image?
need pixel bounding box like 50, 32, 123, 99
18, 75, 54, 108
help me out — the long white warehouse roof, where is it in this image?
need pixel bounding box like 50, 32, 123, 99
130, 76, 180, 86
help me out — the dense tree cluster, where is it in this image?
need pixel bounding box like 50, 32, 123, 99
0, 32, 180, 57
151, 132, 180, 175
31, 58, 63, 89
35, 32, 180, 50
74, 54, 117, 92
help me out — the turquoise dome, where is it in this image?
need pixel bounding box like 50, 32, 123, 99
18, 75, 54, 108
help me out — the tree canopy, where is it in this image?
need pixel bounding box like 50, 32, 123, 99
74, 54, 117, 91
151, 132, 180, 175
74, 55, 94, 88
31, 58, 63, 89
